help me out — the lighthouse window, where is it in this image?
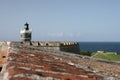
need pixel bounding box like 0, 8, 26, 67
46, 43, 49, 46
21, 34, 22, 37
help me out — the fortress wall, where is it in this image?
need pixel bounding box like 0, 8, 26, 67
21, 41, 61, 51
31, 41, 80, 54
0, 42, 10, 56
0, 41, 79, 68
59, 42, 80, 54
0, 42, 10, 67
27, 41, 80, 54
38, 42, 60, 47
10, 41, 80, 54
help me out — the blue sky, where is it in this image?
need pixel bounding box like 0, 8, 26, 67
0, 0, 120, 41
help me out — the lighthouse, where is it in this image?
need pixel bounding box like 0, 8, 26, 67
20, 22, 32, 41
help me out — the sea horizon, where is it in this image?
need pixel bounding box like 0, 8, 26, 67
79, 42, 120, 54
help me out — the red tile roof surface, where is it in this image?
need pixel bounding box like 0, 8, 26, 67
2, 47, 103, 80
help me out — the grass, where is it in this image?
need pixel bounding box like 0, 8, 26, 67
92, 52, 120, 61
80, 50, 92, 56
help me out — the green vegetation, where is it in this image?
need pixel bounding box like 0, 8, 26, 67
80, 50, 120, 61
80, 50, 92, 56
92, 52, 120, 61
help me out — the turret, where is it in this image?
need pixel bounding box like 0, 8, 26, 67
20, 22, 32, 41
24, 22, 29, 30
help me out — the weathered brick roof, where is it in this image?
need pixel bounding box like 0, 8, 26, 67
0, 42, 120, 80
1, 46, 103, 80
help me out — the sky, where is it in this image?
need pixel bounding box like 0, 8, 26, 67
0, 0, 120, 42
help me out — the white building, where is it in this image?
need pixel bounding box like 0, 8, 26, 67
20, 23, 32, 41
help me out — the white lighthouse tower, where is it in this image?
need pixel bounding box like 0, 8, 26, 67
20, 22, 32, 41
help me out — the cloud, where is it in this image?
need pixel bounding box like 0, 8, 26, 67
47, 32, 64, 37
47, 32, 81, 38
76, 32, 81, 37
65, 32, 74, 37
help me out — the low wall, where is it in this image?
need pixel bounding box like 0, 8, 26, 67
0, 41, 80, 59
27, 41, 80, 54
60, 42, 80, 54
11, 41, 80, 54
0, 42, 10, 68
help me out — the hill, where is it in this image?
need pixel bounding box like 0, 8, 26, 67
92, 52, 120, 61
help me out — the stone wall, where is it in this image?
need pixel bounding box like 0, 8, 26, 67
0, 41, 80, 74
9, 41, 80, 54
0, 41, 80, 60
59, 42, 80, 54
0, 41, 80, 68
0, 42, 10, 55
0, 42, 11, 69
0, 42, 10, 54
19, 41, 80, 54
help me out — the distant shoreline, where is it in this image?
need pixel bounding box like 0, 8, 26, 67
79, 42, 120, 54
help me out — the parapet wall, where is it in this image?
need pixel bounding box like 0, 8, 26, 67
0, 41, 80, 57
11, 41, 80, 54
0, 42, 11, 57
60, 42, 80, 54
0, 42, 11, 67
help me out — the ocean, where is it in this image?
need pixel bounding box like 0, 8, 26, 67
79, 42, 120, 54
